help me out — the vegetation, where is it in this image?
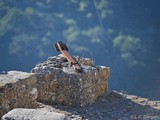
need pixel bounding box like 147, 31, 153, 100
0, 0, 160, 99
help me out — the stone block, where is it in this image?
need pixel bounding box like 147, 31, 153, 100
32, 56, 110, 106
0, 71, 39, 117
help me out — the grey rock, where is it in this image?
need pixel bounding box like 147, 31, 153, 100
0, 56, 110, 118
2, 91, 160, 120
2, 108, 67, 120
0, 71, 39, 117
32, 56, 110, 107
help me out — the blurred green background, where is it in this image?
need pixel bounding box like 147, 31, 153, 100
0, 0, 160, 99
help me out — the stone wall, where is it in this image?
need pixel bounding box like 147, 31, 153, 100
0, 56, 110, 117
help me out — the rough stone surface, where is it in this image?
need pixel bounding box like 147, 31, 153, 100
31, 55, 110, 107
1, 55, 160, 119
0, 56, 110, 118
2, 91, 160, 120
0, 71, 39, 118
49, 91, 160, 120
2, 108, 67, 120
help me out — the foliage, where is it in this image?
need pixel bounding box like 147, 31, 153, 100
113, 33, 146, 66
0, 0, 111, 58
1, 0, 160, 99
